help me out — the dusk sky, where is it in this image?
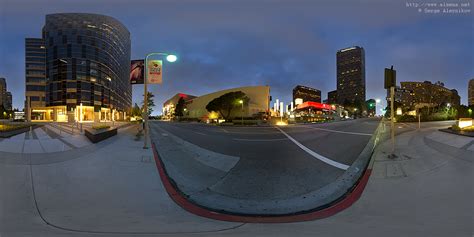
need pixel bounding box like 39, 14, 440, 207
1, 0, 472, 115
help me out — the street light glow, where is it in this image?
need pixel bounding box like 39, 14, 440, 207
376, 99, 381, 103
239, 100, 243, 104
166, 54, 178, 62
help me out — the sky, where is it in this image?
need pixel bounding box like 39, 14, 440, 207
0, 0, 472, 115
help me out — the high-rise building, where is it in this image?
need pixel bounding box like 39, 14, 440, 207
0, 77, 13, 111
400, 81, 460, 109
25, 38, 47, 119
469, 79, 474, 106
293, 85, 321, 104
5, 92, 12, 111
25, 13, 131, 122
327, 90, 337, 105
336, 46, 365, 105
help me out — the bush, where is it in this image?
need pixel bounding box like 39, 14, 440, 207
92, 124, 110, 130
396, 115, 417, 122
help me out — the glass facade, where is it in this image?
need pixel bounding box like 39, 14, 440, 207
336, 46, 366, 105
293, 85, 321, 103
26, 13, 131, 122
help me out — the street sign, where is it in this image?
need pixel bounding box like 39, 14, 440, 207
384, 67, 396, 89
147, 60, 163, 84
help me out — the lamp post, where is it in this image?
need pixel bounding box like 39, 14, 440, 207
239, 100, 244, 125
143, 52, 177, 149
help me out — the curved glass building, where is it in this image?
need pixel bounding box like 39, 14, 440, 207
25, 13, 131, 122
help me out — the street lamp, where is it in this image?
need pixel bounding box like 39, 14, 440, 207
239, 99, 244, 125
143, 52, 178, 149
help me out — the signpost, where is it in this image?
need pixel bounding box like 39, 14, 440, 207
385, 66, 397, 157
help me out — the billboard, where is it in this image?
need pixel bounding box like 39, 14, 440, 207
147, 60, 163, 84
130, 59, 144, 84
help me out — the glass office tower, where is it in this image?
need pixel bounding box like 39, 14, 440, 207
26, 13, 131, 122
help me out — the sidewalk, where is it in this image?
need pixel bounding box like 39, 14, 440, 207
0, 122, 472, 237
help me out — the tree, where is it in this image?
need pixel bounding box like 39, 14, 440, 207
174, 97, 186, 118
206, 91, 249, 120
141, 92, 155, 116
131, 103, 141, 117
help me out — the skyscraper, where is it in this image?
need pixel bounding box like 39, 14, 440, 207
336, 46, 365, 105
0, 77, 13, 111
25, 13, 131, 122
327, 90, 337, 105
469, 79, 474, 106
25, 38, 47, 120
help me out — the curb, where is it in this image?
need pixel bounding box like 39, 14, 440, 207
152, 142, 373, 223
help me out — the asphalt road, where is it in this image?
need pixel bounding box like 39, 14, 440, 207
150, 118, 380, 201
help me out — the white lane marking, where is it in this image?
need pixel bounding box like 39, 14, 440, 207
302, 126, 372, 136
193, 131, 207, 136
275, 126, 350, 170
161, 133, 168, 136
233, 138, 288, 142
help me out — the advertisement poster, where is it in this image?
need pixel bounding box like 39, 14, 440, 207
130, 59, 144, 84
147, 60, 162, 84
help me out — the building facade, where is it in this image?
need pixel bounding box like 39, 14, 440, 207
25, 13, 131, 122
293, 85, 321, 104
163, 86, 270, 121
327, 90, 337, 105
0, 78, 13, 111
25, 38, 47, 119
469, 79, 474, 106
162, 93, 197, 119
400, 81, 460, 109
336, 46, 366, 105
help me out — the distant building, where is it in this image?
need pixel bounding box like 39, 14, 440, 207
25, 38, 47, 119
162, 93, 197, 119
163, 86, 270, 121
400, 81, 460, 109
327, 90, 337, 104
336, 46, 366, 105
5, 92, 12, 111
0, 77, 13, 111
386, 86, 403, 103
293, 85, 321, 104
25, 13, 131, 122
469, 79, 474, 106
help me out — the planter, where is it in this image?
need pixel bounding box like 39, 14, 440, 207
85, 127, 117, 143
439, 128, 474, 137
0, 124, 40, 138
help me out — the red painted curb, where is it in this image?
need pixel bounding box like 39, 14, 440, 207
152, 142, 372, 223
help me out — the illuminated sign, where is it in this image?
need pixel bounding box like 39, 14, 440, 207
296, 102, 335, 111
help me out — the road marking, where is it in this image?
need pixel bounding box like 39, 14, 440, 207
161, 133, 168, 136
233, 138, 288, 142
193, 131, 207, 136
275, 126, 350, 170
302, 126, 372, 136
